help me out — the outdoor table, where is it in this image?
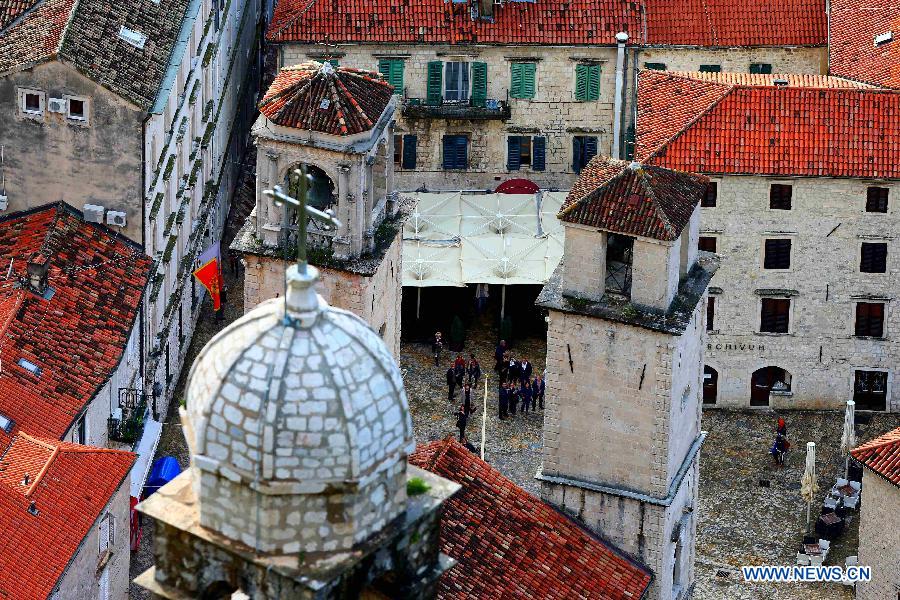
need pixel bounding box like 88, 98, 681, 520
804, 543, 824, 556
836, 484, 855, 497
816, 512, 844, 539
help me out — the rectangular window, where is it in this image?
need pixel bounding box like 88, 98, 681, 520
75, 415, 86, 444
764, 239, 792, 269
750, 63, 773, 74
698, 236, 717, 253
769, 184, 792, 210
574, 64, 601, 101
99, 512, 113, 554
426, 61, 443, 105
531, 136, 546, 171
855, 302, 885, 337
378, 59, 405, 92
442, 135, 468, 170
393, 135, 402, 165
67, 97, 87, 121
760, 298, 790, 333
22, 90, 44, 114
866, 187, 889, 213
396, 134, 417, 170
444, 61, 470, 101
702, 182, 717, 207
860, 242, 888, 273
854, 370, 888, 411
510, 62, 536, 99
644, 62, 667, 71
706, 296, 715, 331
699, 64, 721, 73
572, 136, 597, 173
507, 136, 532, 170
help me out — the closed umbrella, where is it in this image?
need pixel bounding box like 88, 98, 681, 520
840, 400, 856, 479
801, 442, 816, 532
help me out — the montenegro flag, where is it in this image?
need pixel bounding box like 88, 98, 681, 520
193, 243, 223, 311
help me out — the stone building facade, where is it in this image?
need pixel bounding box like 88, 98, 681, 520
232, 62, 404, 355
637, 70, 900, 411
267, 0, 827, 191
536, 158, 717, 600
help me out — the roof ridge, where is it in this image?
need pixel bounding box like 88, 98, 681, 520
325, 70, 350, 135
634, 164, 678, 238
852, 427, 900, 453
268, 0, 321, 42
334, 73, 374, 130
557, 158, 629, 218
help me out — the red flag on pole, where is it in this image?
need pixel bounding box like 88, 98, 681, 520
193, 245, 223, 310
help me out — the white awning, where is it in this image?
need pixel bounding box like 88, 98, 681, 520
129, 418, 163, 498
402, 191, 566, 287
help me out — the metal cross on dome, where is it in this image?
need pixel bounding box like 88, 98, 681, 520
263, 165, 342, 276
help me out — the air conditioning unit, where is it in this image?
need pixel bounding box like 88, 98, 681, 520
82, 203, 105, 223
106, 210, 127, 227
48, 98, 66, 113
0, 194, 7, 211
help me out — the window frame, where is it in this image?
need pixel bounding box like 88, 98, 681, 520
574, 63, 601, 101
854, 301, 886, 338
706, 296, 716, 332
509, 62, 536, 99
65, 95, 89, 123
701, 181, 718, 208
860, 241, 888, 274
750, 63, 773, 74
698, 235, 717, 253
444, 61, 470, 102
769, 183, 793, 210
19, 88, 45, 117
442, 134, 469, 170
378, 58, 405, 93
865, 186, 889, 213
762, 237, 792, 271
572, 135, 598, 173
644, 62, 667, 71
699, 64, 721, 73
759, 297, 791, 334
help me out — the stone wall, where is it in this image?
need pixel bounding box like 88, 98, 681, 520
701, 176, 900, 411
856, 472, 900, 600
55, 478, 131, 600
0, 62, 143, 241
242, 230, 404, 356
279, 43, 824, 192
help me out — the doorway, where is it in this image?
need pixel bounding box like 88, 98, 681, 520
605, 233, 634, 297
854, 370, 887, 411
750, 366, 791, 407
703, 366, 718, 405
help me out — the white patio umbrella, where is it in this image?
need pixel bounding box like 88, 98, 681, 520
800, 442, 817, 531
840, 400, 856, 479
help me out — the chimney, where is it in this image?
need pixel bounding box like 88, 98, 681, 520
21, 473, 29, 486
28, 500, 39, 516
25, 253, 49, 296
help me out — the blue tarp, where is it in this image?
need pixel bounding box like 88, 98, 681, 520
143, 456, 182, 497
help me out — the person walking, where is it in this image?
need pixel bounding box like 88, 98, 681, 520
455, 405, 468, 442
463, 383, 473, 416
520, 381, 533, 414
520, 357, 532, 387
467, 354, 481, 386
498, 382, 508, 420
494, 340, 507, 373
431, 331, 443, 366
534, 375, 545, 410
509, 382, 519, 416
453, 354, 466, 388
446, 366, 456, 402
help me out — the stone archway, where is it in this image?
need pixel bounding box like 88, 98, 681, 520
703, 365, 718, 405
284, 163, 336, 211
750, 366, 791, 407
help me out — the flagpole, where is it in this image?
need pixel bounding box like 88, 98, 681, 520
481, 376, 488, 460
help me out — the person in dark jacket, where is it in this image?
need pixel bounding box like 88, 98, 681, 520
498, 383, 508, 419
461, 435, 478, 453
498, 353, 510, 385
520, 358, 533, 386
534, 375, 545, 410
453, 354, 466, 387
467, 354, 481, 386
508, 382, 519, 416
463, 383, 473, 415
455, 405, 470, 442
507, 356, 521, 385
520, 381, 533, 414
446, 367, 456, 401
494, 340, 507, 373
432, 331, 443, 366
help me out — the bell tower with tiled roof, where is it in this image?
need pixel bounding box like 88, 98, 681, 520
536, 156, 719, 600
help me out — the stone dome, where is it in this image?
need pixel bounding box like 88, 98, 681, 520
182, 265, 413, 554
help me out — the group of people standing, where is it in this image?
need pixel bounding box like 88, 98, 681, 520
494, 340, 544, 420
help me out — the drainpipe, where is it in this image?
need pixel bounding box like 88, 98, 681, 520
612, 31, 629, 160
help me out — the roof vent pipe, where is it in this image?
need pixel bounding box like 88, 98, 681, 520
612, 31, 629, 160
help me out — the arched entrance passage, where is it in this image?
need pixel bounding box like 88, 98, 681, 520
703, 366, 718, 405
750, 366, 791, 407
285, 164, 336, 211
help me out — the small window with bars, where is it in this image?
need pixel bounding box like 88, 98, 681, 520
764, 239, 792, 269
769, 184, 792, 210
866, 187, 889, 213
760, 298, 790, 333
855, 302, 885, 338
701, 182, 717, 207
860, 242, 888, 273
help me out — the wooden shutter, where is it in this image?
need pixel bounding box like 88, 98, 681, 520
455, 136, 468, 169
769, 184, 792, 209
573, 136, 583, 171
510, 63, 523, 98
855, 303, 885, 337
750, 63, 773, 74
426, 61, 443, 105
575, 64, 588, 100
764, 239, 791, 269
860, 242, 888, 273
443, 136, 467, 170
532, 136, 546, 171
512, 63, 536, 99
866, 187, 889, 212
760, 298, 790, 333
472, 62, 488, 107
583, 136, 598, 165
699, 64, 721, 73
379, 59, 404, 92
401, 134, 417, 170
507, 136, 521, 170
587, 65, 601, 100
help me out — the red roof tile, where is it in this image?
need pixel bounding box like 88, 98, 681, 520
644, 0, 827, 47
0, 0, 75, 75
0, 0, 37, 30
636, 70, 900, 179
0, 203, 151, 441
268, 0, 642, 45
851, 427, 900, 487
259, 62, 394, 135
559, 156, 707, 241
410, 438, 652, 600
0, 433, 135, 599
829, 0, 900, 89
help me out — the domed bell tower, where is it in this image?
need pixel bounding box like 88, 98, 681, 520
536, 158, 719, 600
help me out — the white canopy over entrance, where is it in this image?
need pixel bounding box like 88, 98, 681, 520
401, 191, 566, 288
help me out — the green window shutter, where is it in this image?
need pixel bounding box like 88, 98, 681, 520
575, 64, 588, 101
588, 65, 601, 101
750, 63, 772, 74
472, 62, 488, 107
426, 61, 443, 105
510, 63, 523, 98
644, 62, 667, 71
379, 59, 404, 91
510, 63, 536, 99
699, 64, 721, 73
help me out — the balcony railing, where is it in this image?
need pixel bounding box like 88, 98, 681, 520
402, 92, 511, 121
108, 389, 150, 445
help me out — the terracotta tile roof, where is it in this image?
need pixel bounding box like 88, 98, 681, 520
829, 0, 900, 89
0, 0, 192, 110
259, 62, 394, 135
559, 156, 707, 241
851, 427, 900, 487
0, 203, 151, 442
268, 0, 643, 45
636, 70, 900, 179
410, 438, 652, 600
0, 0, 37, 30
644, 0, 827, 47
664, 71, 874, 88
0, 433, 135, 599
0, 0, 75, 75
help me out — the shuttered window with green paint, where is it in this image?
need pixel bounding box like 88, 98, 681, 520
378, 59, 404, 93
699, 64, 721, 73
750, 63, 773, 74
574, 64, 600, 101
471, 62, 488, 107
426, 61, 443, 105
510, 62, 536, 99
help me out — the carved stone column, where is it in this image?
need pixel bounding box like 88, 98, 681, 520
333, 163, 353, 260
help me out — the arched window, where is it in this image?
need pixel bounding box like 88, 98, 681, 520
750, 366, 791, 407
285, 164, 335, 212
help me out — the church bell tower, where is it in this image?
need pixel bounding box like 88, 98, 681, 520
536, 158, 718, 600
